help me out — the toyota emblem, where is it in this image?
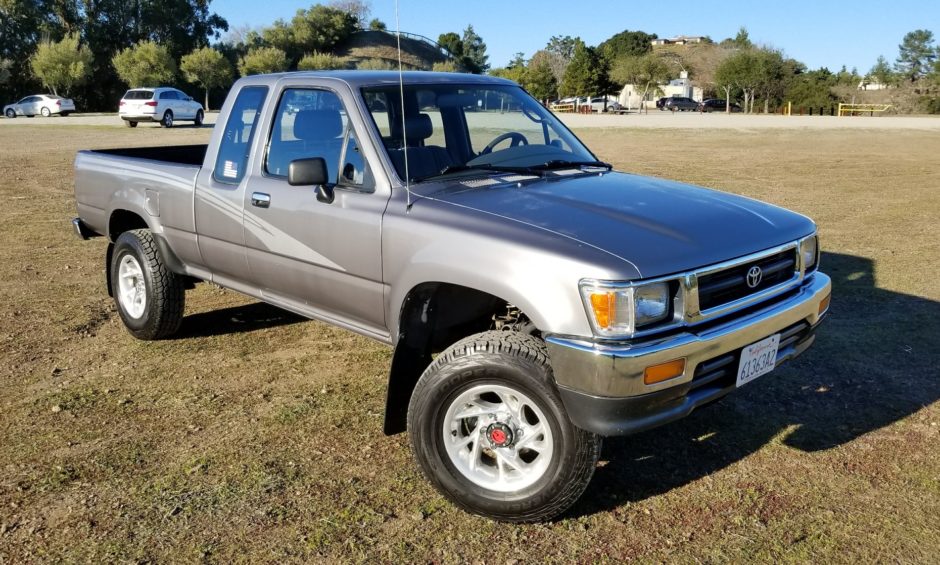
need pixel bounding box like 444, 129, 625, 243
746, 265, 763, 288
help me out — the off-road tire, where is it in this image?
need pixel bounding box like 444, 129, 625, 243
407, 331, 602, 522
110, 229, 184, 340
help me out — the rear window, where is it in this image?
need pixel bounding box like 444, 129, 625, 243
123, 90, 154, 100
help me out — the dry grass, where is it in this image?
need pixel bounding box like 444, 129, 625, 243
0, 125, 937, 562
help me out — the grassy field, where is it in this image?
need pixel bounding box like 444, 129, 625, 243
0, 124, 937, 562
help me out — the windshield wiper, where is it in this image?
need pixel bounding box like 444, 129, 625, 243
415, 163, 546, 182
528, 160, 613, 171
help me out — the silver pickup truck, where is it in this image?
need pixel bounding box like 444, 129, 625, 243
73, 71, 831, 522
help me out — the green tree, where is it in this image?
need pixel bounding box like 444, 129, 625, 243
525, 57, 558, 101
298, 51, 346, 70
438, 32, 464, 59
328, 0, 371, 27
29, 33, 94, 95
560, 40, 614, 100
368, 18, 386, 31
180, 47, 233, 109
785, 67, 838, 109
0, 58, 11, 84
597, 30, 656, 61
546, 35, 577, 61
431, 60, 458, 72
715, 49, 762, 113
238, 46, 289, 76
610, 53, 670, 113
112, 41, 176, 87
292, 5, 358, 56
461, 25, 489, 73
869, 55, 895, 86
895, 29, 937, 82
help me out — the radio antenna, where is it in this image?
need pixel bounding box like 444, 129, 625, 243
395, 0, 412, 208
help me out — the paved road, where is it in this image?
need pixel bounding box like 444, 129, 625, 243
3, 110, 939, 130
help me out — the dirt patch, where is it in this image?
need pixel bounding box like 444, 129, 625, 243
0, 125, 937, 562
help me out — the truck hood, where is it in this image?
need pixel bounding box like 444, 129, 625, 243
415, 171, 815, 279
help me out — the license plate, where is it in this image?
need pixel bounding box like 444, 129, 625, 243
736, 334, 780, 387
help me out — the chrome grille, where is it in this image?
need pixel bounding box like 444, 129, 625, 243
697, 248, 798, 311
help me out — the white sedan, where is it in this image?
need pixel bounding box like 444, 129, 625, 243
4, 94, 76, 118
119, 87, 204, 128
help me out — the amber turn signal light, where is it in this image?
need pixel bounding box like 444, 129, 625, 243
644, 358, 686, 385
818, 293, 831, 315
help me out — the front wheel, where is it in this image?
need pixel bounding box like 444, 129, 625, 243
194, 109, 204, 127
110, 229, 185, 340
5, 108, 15, 118
408, 331, 602, 522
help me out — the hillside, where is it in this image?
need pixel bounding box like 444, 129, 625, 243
336, 30, 453, 70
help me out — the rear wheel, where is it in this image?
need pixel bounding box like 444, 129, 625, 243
408, 331, 602, 522
194, 109, 204, 127
41, 106, 51, 117
124, 120, 138, 128
110, 229, 185, 340
161, 111, 173, 128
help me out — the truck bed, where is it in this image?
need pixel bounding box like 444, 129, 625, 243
74, 145, 207, 238
89, 144, 208, 166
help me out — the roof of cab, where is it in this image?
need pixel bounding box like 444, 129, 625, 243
234, 70, 517, 88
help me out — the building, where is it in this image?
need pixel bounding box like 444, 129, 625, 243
651, 35, 706, 46
618, 71, 703, 110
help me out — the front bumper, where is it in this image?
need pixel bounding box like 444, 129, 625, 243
545, 273, 831, 436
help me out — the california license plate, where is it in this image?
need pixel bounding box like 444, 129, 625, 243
736, 334, 780, 387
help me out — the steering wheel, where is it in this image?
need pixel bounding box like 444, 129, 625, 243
480, 131, 529, 155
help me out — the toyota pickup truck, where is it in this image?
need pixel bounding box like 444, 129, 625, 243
72, 71, 831, 522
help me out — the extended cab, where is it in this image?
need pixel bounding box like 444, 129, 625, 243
72, 71, 831, 522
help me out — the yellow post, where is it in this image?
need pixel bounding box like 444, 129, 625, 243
787, 101, 792, 116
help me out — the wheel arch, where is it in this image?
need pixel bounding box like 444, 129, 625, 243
383, 281, 533, 435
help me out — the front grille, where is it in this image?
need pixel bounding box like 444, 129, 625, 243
697, 249, 797, 311
689, 320, 814, 392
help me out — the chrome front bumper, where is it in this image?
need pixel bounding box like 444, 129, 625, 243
546, 272, 831, 398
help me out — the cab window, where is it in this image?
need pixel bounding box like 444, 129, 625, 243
213, 86, 267, 185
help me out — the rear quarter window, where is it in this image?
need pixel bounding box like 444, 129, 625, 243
213, 86, 268, 185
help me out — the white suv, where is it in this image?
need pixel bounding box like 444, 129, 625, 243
119, 87, 204, 128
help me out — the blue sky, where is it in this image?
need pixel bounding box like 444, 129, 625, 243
215, 0, 938, 73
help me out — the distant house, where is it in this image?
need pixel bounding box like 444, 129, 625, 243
858, 78, 890, 91
651, 35, 706, 46
618, 71, 703, 109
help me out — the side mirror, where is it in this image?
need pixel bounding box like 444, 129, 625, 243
288, 157, 334, 203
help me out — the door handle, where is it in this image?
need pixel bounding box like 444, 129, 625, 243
251, 192, 270, 208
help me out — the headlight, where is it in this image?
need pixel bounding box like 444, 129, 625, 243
801, 235, 818, 271
581, 281, 671, 337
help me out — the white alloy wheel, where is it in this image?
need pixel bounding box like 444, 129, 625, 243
117, 254, 147, 318
442, 383, 554, 492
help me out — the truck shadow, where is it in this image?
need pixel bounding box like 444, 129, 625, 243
572, 251, 940, 518
173, 302, 304, 339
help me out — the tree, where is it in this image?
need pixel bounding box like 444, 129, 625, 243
546, 35, 577, 61
715, 49, 762, 113
291, 5, 358, 59
611, 53, 670, 112
0, 59, 11, 84
29, 33, 94, 95
560, 40, 614, 101
368, 18, 386, 31
461, 25, 489, 73
597, 30, 655, 61
431, 60, 458, 72
869, 55, 895, 86
438, 32, 464, 59
112, 41, 176, 87
895, 29, 937, 82
525, 57, 558, 101
180, 47, 233, 109
238, 47, 289, 75
298, 51, 346, 70
329, 0, 371, 27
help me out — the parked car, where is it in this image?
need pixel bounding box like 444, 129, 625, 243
4, 94, 75, 118
73, 71, 829, 522
119, 87, 204, 128
661, 97, 699, 112
699, 98, 742, 113
584, 97, 621, 112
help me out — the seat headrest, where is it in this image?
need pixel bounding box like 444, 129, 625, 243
402, 113, 433, 141
293, 109, 343, 140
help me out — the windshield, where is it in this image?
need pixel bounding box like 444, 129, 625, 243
361, 83, 598, 182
